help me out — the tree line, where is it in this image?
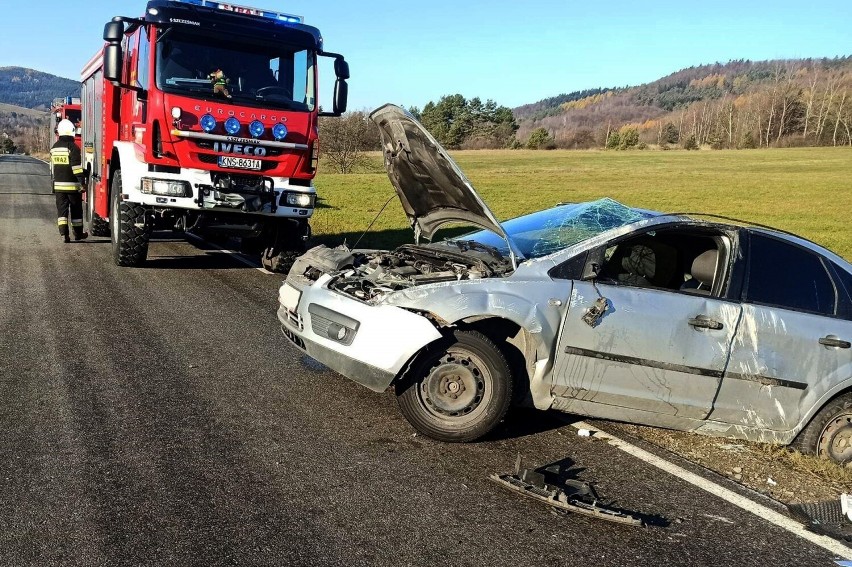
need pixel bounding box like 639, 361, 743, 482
518, 57, 852, 150
318, 95, 520, 172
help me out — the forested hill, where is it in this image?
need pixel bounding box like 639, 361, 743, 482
0, 67, 80, 109
515, 56, 852, 149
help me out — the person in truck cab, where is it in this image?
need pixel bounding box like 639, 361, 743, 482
50, 119, 87, 243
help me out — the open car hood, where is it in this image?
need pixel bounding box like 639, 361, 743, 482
369, 104, 521, 263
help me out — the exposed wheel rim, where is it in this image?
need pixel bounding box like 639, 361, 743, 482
419, 349, 491, 421
111, 191, 119, 245
818, 412, 852, 466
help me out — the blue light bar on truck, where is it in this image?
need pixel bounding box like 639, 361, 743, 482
166, 0, 303, 23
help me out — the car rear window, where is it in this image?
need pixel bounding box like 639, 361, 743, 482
745, 233, 836, 315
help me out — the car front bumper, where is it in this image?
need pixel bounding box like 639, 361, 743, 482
277, 276, 443, 392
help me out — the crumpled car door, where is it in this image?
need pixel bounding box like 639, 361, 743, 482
551, 281, 742, 420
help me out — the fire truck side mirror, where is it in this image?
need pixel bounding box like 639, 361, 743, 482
103, 20, 124, 42
103, 20, 125, 83
319, 53, 349, 117
333, 80, 348, 115
334, 59, 350, 81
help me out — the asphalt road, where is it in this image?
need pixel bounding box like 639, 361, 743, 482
0, 154, 844, 566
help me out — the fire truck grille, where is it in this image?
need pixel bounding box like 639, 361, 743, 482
230, 174, 263, 187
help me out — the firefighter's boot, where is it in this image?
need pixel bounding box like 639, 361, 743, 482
58, 218, 71, 243
71, 219, 87, 241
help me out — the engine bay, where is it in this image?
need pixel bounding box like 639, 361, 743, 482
289, 243, 513, 303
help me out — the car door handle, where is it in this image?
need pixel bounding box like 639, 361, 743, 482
819, 336, 851, 349
688, 315, 723, 330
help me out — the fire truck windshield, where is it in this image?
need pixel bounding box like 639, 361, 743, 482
155, 30, 315, 112
64, 109, 82, 126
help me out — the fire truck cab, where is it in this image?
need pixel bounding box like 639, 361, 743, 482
50, 97, 82, 149
81, 0, 348, 270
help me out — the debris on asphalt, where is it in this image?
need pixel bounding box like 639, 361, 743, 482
767, 477, 777, 486
490, 454, 649, 527
788, 497, 852, 543
577, 429, 592, 437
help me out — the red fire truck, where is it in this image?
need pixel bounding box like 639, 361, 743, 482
81, 0, 348, 270
49, 97, 82, 149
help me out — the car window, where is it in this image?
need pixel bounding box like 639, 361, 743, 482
591, 228, 726, 296
745, 233, 836, 315
829, 262, 852, 319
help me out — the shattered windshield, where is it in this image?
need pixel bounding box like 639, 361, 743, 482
156, 29, 315, 111
447, 198, 656, 260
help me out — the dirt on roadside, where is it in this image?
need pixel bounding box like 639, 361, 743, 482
600, 422, 852, 505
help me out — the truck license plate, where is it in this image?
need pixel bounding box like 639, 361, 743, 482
218, 156, 261, 170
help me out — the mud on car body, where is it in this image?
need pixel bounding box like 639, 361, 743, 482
278, 104, 852, 464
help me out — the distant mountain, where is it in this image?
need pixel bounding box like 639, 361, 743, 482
515, 56, 852, 149
0, 67, 80, 110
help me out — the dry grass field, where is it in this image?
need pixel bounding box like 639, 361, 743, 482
312, 146, 852, 258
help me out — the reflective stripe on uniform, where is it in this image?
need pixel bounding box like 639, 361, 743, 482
57, 218, 68, 226
72, 166, 84, 175
53, 181, 80, 192
70, 219, 83, 227
51, 148, 70, 165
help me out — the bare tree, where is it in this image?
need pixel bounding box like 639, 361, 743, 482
318, 112, 380, 174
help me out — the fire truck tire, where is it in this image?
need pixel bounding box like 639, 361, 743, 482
110, 171, 150, 267
261, 249, 300, 273
87, 185, 110, 237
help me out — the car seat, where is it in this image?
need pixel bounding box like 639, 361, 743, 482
680, 249, 718, 295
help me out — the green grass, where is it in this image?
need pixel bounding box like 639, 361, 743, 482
312, 147, 852, 258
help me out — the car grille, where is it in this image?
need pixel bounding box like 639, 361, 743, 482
283, 307, 303, 331
310, 311, 333, 338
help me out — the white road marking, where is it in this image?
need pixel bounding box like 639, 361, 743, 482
573, 421, 852, 560
184, 233, 275, 274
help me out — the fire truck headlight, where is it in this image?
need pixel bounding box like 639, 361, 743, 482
224, 117, 241, 135
248, 120, 265, 138
272, 123, 288, 140
284, 192, 315, 208
141, 178, 191, 197
200, 114, 217, 133
171, 107, 182, 120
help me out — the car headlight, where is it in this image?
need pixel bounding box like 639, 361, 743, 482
141, 178, 191, 197
284, 192, 315, 208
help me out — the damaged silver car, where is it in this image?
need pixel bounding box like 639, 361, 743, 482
278, 104, 852, 465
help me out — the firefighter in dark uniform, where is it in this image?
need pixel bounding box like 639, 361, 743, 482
51, 119, 87, 243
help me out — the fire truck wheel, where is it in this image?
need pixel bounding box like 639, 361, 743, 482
87, 184, 110, 237
110, 170, 150, 267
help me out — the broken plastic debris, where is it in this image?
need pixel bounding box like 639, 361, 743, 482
766, 477, 777, 486
577, 429, 592, 437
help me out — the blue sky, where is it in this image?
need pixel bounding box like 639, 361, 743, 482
1, 0, 849, 111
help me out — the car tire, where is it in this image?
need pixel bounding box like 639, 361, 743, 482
396, 330, 513, 442
793, 393, 852, 466
110, 170, 150, 267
